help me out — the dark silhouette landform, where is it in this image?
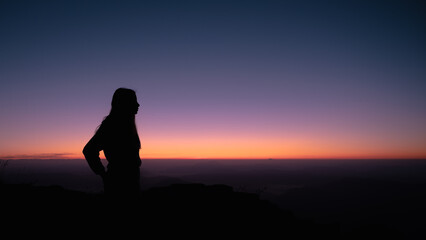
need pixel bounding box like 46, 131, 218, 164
1, 182, 338, 239
1, 182, 407, 239
3, 159, 425, 239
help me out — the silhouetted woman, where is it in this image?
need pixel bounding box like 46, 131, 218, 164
83, 88, 141, 197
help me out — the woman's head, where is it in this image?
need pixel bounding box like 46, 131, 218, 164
103, 88, 141, 148
111, 88, 140, 116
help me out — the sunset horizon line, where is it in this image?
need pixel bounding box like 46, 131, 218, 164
2, 155, 426, 161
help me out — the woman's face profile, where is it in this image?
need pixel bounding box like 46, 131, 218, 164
132, 96, 140, 115
125, 93, 140, 115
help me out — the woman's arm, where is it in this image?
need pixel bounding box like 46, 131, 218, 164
83, 133, 106, 176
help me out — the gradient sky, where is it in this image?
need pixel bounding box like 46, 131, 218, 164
1, 0, 425, 159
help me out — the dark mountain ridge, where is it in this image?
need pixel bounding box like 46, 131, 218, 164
1, 183, 340, 239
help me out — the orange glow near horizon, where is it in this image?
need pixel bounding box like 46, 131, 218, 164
1, 113, 425, 160
2, 134, 425, 160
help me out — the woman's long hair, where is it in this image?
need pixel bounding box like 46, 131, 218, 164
98, 88, 141, 149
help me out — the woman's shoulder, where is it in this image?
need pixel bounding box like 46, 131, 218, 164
99, 117, 125, 134
96, 117, 113, 133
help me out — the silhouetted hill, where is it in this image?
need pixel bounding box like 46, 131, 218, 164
274, 178, 425, 239
1, 183, 339, 239
2, 181, 413, 239
3, 159, 424, 239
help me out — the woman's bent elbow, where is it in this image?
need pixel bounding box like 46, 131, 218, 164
82, 145, 91, 157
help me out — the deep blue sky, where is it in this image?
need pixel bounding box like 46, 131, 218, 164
1, 0, 425, 158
